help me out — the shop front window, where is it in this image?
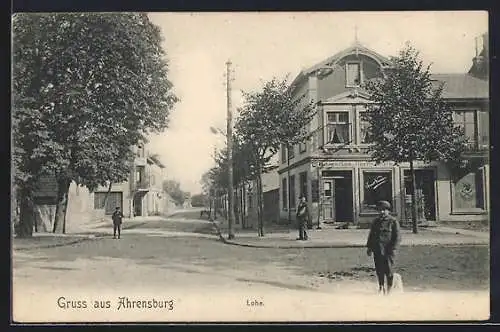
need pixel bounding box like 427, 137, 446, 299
282, 178, 287, 210
452, 166, 486, 212
289, 175, 296, 209
361, 171, 393, 213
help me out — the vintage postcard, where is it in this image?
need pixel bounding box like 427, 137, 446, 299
11, 11, 489, 323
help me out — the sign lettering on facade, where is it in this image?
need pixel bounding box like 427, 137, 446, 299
320, 161, 395, 168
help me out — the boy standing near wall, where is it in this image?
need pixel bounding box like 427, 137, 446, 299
112, 206, 124, 239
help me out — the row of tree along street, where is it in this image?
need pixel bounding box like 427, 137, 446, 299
12, 13, 178, 237
202, 43, 469, 237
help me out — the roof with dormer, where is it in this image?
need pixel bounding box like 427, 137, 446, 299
291, 41, 489, 101
290, 41, 393, 90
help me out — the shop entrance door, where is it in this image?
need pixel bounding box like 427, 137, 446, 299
321, 171, 353, 222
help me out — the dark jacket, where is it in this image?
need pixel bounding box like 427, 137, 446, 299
366, 214, 400, 257
112, 210, 123, 225
296, 201, 309, 222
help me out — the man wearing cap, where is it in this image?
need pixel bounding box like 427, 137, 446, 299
296, 196, 310, 241
366, 200, 401, 294
112, 206, 124, 239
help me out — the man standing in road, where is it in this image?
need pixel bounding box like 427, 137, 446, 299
366, 200, 401, 294
112, 206, 124, 239
296, 196, 310, 241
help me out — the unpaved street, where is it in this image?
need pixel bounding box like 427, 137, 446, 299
12, 210, 490, 322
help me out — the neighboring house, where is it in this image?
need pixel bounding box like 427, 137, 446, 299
212, 155, 280, 230
28, 143, 174, 233
243, 163, 280, 229
278, 36, 489, 227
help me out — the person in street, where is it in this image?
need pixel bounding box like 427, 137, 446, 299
296, 195, 310, 241
112, 206, 124, 239
366, 200, 401, 294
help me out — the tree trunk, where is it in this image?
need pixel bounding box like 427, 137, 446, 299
287, 147, 291, 225
234, 186, 240, 226
214, 190, 217, 220
102, 182, 113, 211
209, 194, 212, 219
53, 178, 71, 234
242, 184, 247, 229
257, 167, 264, 237
17, 186, 35, 238
409, 159, 418, 234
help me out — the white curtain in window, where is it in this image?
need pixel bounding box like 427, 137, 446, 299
328, 124, 349, 143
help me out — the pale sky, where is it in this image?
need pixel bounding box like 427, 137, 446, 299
146, 11, 488, 194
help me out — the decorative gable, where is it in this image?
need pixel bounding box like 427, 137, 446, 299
321, 89, 374, 104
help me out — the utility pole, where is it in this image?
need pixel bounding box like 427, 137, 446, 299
226, 60, 235, 240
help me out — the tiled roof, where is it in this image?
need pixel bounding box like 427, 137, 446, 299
430, 74, 488, 99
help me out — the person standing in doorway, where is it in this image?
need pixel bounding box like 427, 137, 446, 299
112, 206, 124, 239
366, 200, 401, 294
296, 196, 309, 241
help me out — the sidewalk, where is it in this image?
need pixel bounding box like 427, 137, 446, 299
213, 221, 489, 249
12, 217, 155, 251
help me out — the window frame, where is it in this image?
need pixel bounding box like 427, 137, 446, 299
358, 110, 373, 145
345, 61, 363, 87
359, 169, 395, 215
299, 171, 308, 199
281, 143, 287, 163
282, 177, 288, 211
299, 141, 307, 153
289, 175, 296, 209
325, 111, 351, 145
288, 145, 295, 160
453, 109, 478, 149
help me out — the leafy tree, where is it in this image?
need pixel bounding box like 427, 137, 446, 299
191, 193, 208, 207
207, 137, 258, 228
162, 180, 187, 206
12, 13, 178, 236
235, 77, 314, 236
363, 43, 468, 233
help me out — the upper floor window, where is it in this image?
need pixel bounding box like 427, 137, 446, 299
136, 144, 145, 157
281, 144, 287, 163
359, 112, 372, 144
326, 111, 350, 144
453, 111, 477, 149
288, 145, 295, 160
346, 62, 362, 87
299, 142, 307, 153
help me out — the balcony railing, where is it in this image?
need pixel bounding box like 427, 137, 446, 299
464, 140, 489, 152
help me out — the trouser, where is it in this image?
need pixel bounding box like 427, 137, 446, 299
113, 223, 121, 238
298, 219, 308, 240
373, 253, 394, 289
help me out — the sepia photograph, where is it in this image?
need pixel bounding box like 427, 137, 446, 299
11, 11, 490, 323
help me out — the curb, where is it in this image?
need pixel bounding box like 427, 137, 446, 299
13, 222, 148, 251
210, 220, 228, 243
220, 240, 488, 249
212, 222, 488, 249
